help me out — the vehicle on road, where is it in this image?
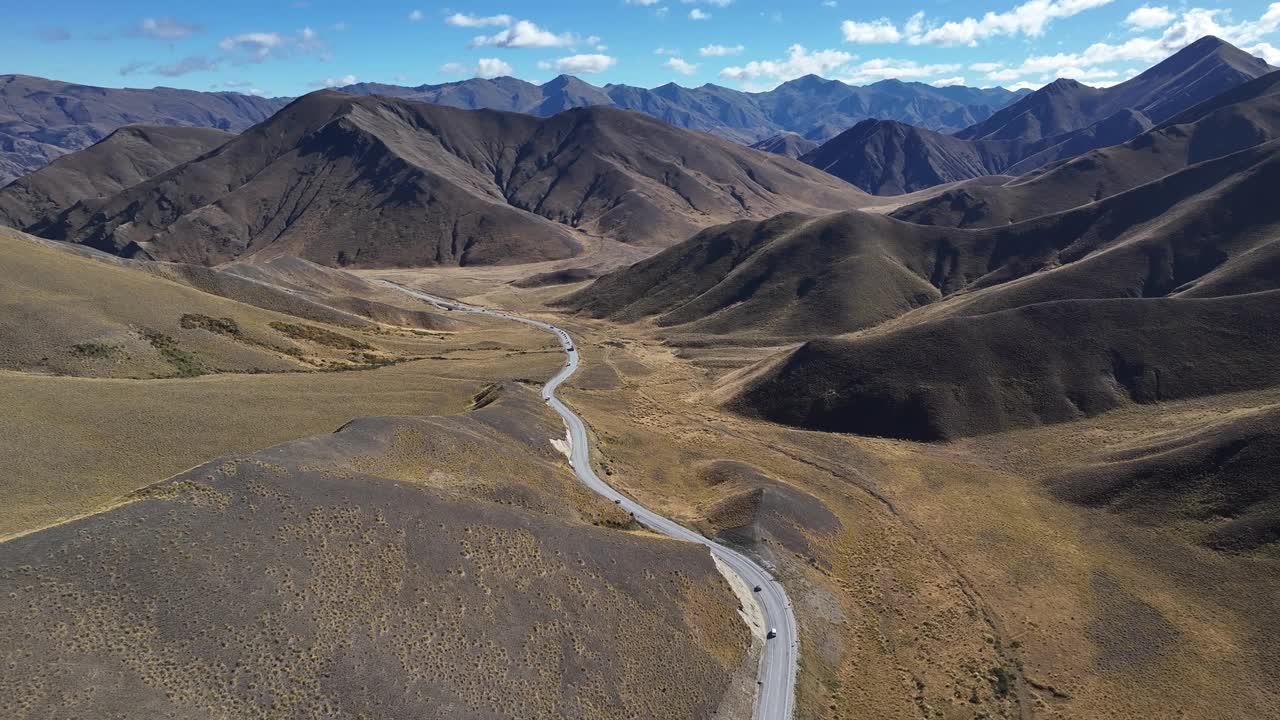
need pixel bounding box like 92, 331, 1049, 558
767, 628, 778, 639
753, 586, 762, 592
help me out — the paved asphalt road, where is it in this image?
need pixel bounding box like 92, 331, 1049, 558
383, 281, 798, 720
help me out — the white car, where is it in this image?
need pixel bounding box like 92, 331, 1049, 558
766, 628, 777, 639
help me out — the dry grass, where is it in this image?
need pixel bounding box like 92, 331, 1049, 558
0, 229, 568, 539
0, 340, 561, 540
0, 386, 750, 719
407, 273, 1280, 720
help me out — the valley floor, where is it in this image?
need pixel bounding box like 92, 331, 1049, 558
371, 265, 1280, 720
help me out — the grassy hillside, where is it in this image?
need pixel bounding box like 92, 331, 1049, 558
0, 385, 750, 718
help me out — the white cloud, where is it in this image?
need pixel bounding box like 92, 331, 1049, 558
690, 9, 712, 20
665, 57, 699, 74
471, 20, 577, 48
720, 44, 855, 86
823, 0, 838, 7
1125, 6, 1175, 30
911, 0, 1115, 47
627, 0, 661, 4
439, 58, 516, 78
445, 13, 513, 28
408, 9, 424, 22
841, 58, 963, 83
311, 74, 358, 88
218, 27, 328, 63
904, 10, 925, 35
219, 32, 287, 62
1250, 42, 1280, 64
654, 46, 680, 55
332, 21, 349, 31
139, 17, 201, 40
476, 58, 515, 78
699, 43, 744, 56
975, 4, 1280, 88
932, 76, 967, 87
248, 88, 266, 97
537, 53, 618, 74
841, 18, 901, 43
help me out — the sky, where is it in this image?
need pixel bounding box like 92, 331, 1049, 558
4, 0, 1279, 97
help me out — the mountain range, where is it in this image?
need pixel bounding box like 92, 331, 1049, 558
0, 71, 1026, 188
566, 79, 1280, 439
339, 73, 1027, 144
0, 91, 865, 267
0, 74, 287, 185
800, 37, 1277, 193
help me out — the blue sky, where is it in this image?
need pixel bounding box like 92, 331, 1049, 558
5, 0, 1279, 96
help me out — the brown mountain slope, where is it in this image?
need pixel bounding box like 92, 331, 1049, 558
0, 384, 751, 719
0, 125, 232, 230
564, 137, 1280, 341
558, 212, 945, 339
893, 70, 1280, 228
750, 132, 819, 158
955, 36, 1274, 142
801, 108, 1154, 194
718, 141, 1280, 439
1048, 403, 1280, 552
28, 91, 865, 268
0, 74, 284, 184
799, 120, 1009, 195
727, 291, 1280, 441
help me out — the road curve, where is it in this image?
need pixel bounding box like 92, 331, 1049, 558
383, 281, 798, 720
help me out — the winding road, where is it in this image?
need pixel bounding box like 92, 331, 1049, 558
383, 281, 798, 720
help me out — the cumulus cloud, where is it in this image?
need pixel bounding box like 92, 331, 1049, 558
665, 57, 699, 75
407, 9, 424, 22
310, 74, 358, 88
1251, 41, 1280, 64
932, 76, 967, 86
439, 58, 515, 78
690, 9, 711, 20
841, 19, 901, 43
537, 53, 618, 74
837, 0, 1115, 48
471, 20, 577, 48
973, 3, 1280, 88
699, 44, 744, 56
1125, 6, 1176, 30
139, 17, 201, 40
841, 58, 963, 83
476, 58, 515, 77
654, 46, 680, 55
219, 32, 287, 61
446, 13, 513, 28
218, 27, 328, 63
720, 44, 855, 85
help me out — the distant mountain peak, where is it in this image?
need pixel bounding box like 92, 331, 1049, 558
779, 74, 838, 90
